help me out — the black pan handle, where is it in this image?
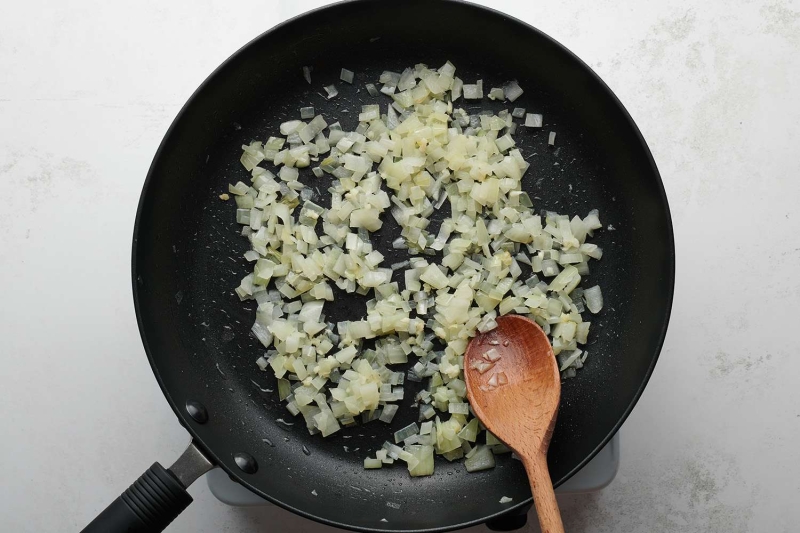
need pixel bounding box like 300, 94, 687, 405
80, 442, 214, 533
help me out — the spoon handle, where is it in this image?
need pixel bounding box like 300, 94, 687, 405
523, 454, 565, 533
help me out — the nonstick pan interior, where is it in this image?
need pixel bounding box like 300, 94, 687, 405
132, 1, 674, 531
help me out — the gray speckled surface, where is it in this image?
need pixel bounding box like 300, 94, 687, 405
1, 1, 799, 532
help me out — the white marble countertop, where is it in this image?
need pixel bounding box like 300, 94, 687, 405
2, 1, 799, 532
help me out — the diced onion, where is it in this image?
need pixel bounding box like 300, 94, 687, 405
394, 422, 419, 443
340, 68, 354, 84
584, 286, 603, 313
488, 87, 504, 100
364, 458, 383, 469
465, 445, 496, 472
503, 81, 524, 102
324, 85, 338, 99
525, 113, 543, 128
229, 60, 605, 479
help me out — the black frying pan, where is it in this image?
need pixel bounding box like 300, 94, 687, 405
82, 1, 674, 531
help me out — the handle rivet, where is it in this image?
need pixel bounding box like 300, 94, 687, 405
185, 400, 208, 424
234, 452, 258, 474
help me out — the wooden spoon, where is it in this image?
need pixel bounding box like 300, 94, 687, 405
464, 315, 564, 533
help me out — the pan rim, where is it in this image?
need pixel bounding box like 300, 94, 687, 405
131, 0, 675, 531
